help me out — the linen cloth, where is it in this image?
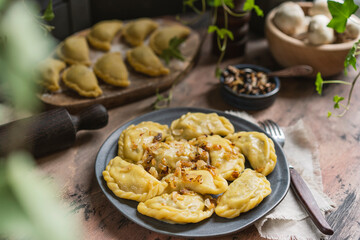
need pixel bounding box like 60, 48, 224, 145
226, 111, 336, 240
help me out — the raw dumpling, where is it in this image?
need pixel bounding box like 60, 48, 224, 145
87, 20, 122, 51
170, 112, 235, 140
38, 58, 66, 92
123, 18, 158, 46
149, 25, 191, 55
126, 45, 169, 77
103, 156, 168, 202
93, 52, 130, 87
56, 36, 91, 66
226, 132, 277, 176
215, 169, 271, 218
62, 64, 102, 98
118, 121, 171, 163
191, 135, 245, 181
137, 191, 215, 224
163, 169, 228, 195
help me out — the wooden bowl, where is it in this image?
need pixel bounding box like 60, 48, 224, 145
265, 2, 360, 77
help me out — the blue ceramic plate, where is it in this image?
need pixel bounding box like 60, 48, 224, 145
95, 107, 290, 238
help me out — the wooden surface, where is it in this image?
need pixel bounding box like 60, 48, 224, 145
39, 19, 201, 111
37, 33, 360, 240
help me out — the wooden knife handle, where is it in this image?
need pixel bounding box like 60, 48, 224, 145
290, 168, 334, 235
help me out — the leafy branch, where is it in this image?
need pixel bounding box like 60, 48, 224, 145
315, 0, 359, 117
181, 0, 262, 77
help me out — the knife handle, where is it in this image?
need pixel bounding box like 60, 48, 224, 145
290, 167, 334, 235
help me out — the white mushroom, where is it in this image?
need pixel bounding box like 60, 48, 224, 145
273, 2, 306, 36
309, 0, 331, 18
308, 15, 335, 45
343, 18, 360, 40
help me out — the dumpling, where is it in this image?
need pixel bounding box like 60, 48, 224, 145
56, 36, 91, 66
62, 64, 102, 98
103, 156, 168, 202
191, 135, 245, 181
87, 20, 122, 51
140, 140, 197, 179
163, 169, 228, 195
215, 169, 271, 218
137, 191, 215, 224
118, 121, 171, 163
126, 45, 169, 77
123, 18, 158, 46
226, 132, 277, 176
93, 52, 130, 87
38, 58, 66, 92
149, 25, 191, 55
170, 112, 235, 140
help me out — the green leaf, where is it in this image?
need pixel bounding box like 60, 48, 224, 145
327, 0, 358, 33
327, 111, 332, 118
42, 0, 55, 22
315, 72, 324, 95
159, 37, 186, 64
208, 25, 233, 40
183, 0, 198, 8
207, 0, 234, 8
333, 95, 345, 109
344, 40, 359, 74
243, 0, 263, 17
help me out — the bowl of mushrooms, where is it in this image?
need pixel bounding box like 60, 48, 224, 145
265, 1, 360, 77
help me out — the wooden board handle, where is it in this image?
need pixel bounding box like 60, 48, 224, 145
0, 104, 108, 158
290, 168, 334, 235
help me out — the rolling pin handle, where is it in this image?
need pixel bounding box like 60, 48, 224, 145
71, 104, 109, 131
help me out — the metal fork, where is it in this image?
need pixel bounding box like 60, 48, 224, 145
259, 120, 334, 235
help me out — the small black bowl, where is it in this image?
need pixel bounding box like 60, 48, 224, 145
220, 64, 280, 110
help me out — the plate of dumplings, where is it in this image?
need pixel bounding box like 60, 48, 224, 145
95, 107, 290, 237
38, 18, 200, 110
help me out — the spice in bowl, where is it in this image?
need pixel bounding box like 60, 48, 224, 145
222, 65, 276, 95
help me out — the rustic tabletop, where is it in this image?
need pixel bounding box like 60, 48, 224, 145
37, 34, 360, 240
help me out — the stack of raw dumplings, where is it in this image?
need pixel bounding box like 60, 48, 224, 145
103, 112, 276, 224
38, 18, 191, 98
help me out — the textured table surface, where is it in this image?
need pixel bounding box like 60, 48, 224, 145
38, 34, 360, 240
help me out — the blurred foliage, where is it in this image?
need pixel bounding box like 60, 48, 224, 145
0, 1, 80, 239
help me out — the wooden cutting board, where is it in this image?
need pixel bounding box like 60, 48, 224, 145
39, 18, 201, 111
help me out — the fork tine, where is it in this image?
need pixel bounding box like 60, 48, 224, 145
263, 120, 276, 136
269, 119, 285, 138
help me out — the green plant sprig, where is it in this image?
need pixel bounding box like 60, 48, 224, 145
180, 0, 262, 77
316, 0, 359, 117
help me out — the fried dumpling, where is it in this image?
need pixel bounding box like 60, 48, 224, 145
118, 121, 171, 163
170, 112, 235, 140
57, 36, 91, 66
226, 132, 277, 176
87, 20, 122, 51
215, 169, 271, 218
62, 64, 102, 98
103, 156, 168, 202
149, 25, 191, 55
123, 18, 158, 46
163, 169, 228, 195
38, 58, 66, 92
137, 191, 215, 224
191, 135, 245, 181
93, 52, 129, 87
126, 45, 169, 77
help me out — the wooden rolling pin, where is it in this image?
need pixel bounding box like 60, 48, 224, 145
0, 104, 108, 158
